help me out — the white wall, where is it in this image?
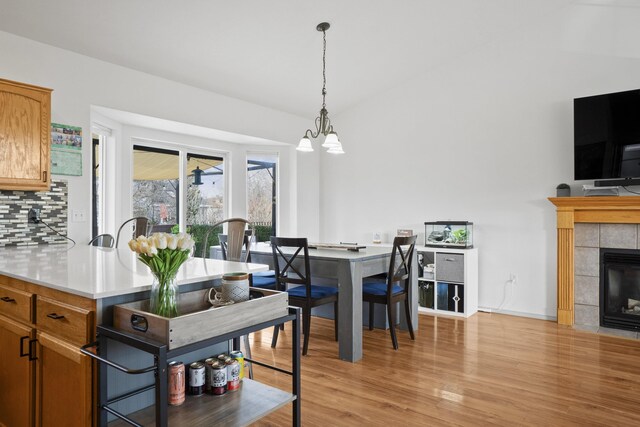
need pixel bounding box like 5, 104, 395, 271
322, 5, 640, 318
0, 30, 319, 243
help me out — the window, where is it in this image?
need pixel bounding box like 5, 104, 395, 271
247, 153, 277, 241
132, 145, 180, 231
91, 135, 102, 238
186, 152, 226, 257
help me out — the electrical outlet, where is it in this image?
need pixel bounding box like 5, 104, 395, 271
72, 210, 86, 222
28, 207, 41, 224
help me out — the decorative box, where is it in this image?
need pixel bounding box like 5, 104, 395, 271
424, 221, 473, 248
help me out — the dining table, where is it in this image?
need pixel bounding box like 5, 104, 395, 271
242, 242, 419, 363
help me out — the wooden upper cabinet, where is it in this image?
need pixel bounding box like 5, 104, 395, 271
0, 78, 53, 191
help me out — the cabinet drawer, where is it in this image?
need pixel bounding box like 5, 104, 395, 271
435, 253, 464, 283
0, 284, 34, 324
36, 296, 92, 345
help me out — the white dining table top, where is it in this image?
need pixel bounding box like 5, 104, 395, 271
0, 244, 268, 300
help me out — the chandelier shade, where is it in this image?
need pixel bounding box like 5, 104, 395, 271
297, 136, 314, 152
296, 22, 344, 154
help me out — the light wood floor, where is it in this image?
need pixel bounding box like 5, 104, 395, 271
249, 313, 640, 426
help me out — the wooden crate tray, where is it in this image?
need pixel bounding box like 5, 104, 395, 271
113, 288, 288, 350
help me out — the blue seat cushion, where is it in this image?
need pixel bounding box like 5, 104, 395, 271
252, 275, 277, 288
253, 270, 276, 277
362, 282, 403, 296
287, 285, 339, 299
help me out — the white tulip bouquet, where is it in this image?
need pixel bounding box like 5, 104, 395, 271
129, 232, 195, 317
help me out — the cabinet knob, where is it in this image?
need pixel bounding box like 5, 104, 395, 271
444, 258, 456, 262
0, 296, 16, 303
47, 313, 65, 320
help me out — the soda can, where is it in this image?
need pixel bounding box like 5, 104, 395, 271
188, 361, 205, 396
168, 361, 185, 406
226, 358, 240, 391
230, 350, 245, 381
204, 358, 215, 393
209, 361, 227, 396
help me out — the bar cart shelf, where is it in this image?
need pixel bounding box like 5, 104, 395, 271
82, 307, 301, 427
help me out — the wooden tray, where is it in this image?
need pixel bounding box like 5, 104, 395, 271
113, 288, 288, 350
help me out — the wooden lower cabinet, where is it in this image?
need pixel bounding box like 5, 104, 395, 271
0, 276, 96, 427
0, 315, 35, 427
35, 332, 92, 427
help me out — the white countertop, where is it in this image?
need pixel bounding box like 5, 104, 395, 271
0, 244, 268, 299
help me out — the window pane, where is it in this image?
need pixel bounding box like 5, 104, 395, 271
91, 135, 101, 237
132, 145, 179, 230
247, 153, 277, 241
187, 153, 225, 257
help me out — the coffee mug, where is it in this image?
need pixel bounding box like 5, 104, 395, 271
208, 272, 250, 305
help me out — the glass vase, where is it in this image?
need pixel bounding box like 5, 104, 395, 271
149, 273, 179, 318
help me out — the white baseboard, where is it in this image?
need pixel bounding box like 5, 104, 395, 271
477, 306, 556, 321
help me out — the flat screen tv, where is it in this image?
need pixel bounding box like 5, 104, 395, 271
574, 88, 640, 186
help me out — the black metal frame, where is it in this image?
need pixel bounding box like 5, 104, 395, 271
81, 307, 301, 426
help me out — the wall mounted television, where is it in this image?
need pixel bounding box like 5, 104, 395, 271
574, 88, 640, 186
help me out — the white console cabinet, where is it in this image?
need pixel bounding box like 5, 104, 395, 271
417, 247, 478, 317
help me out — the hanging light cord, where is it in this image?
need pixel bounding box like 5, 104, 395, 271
321, 27, 327, 110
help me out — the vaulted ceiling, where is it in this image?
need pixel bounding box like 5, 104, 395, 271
0, 0, 601, 118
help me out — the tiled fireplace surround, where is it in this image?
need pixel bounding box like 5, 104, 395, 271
574, 223, 640, 338
550, 196, 640, 339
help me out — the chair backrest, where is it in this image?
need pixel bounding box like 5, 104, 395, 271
115, 217, 149, 247
201, 218, 253, 259
218, 231, 252, 262
387, 235, 417, 294
270, 237, 311, 298
88, 233, 115, 248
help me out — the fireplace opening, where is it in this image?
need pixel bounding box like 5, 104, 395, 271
600, 248, 640, 331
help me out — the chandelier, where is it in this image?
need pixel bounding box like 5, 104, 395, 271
297, 22, 344, 154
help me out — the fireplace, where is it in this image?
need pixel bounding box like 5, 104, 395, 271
600, 248, 640, 331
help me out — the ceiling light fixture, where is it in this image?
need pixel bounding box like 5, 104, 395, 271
297, 22, 344, 154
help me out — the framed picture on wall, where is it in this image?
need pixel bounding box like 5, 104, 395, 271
51, 122, 82, 176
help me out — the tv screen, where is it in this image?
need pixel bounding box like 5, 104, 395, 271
574, 88, 640, 181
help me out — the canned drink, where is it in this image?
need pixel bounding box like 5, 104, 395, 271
209, 361, 227, 395
188, 362, 205, 396
168, 361, 185, 406
217, 354, 228, 363
204, 358, 215, 393
230, 350, 245, 381
226, 358, 240, 391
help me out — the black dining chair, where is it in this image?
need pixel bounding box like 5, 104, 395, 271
88, 233, 114, 248
270, 236, 338, 356
362, 235, 417, 350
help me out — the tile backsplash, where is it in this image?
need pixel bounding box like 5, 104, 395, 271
0, 180, 68, 246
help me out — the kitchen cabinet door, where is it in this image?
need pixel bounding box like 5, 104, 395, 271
35, 332, 92, 427
0, 78, 52, 191
0, 314, 35, 427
